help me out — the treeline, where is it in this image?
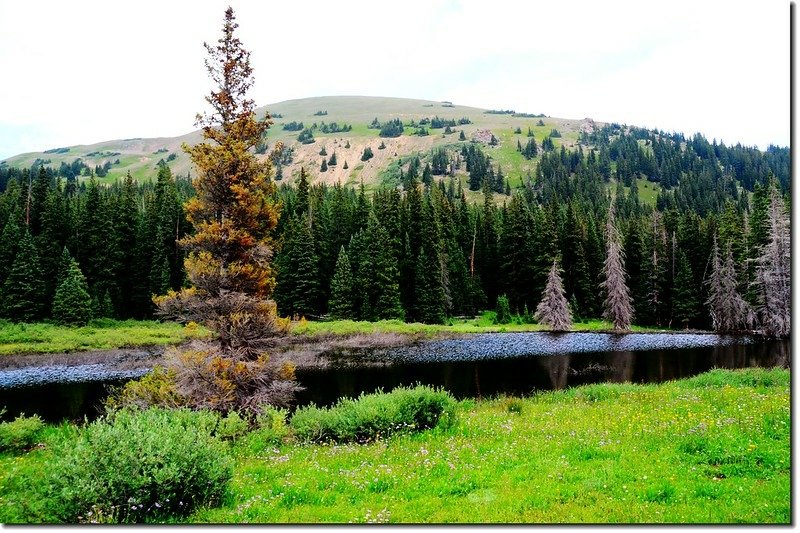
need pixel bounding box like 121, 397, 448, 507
0, 164, 190, 322
271, 164, 788, 332
579, 125, 790, 194
0, 122, 789, 332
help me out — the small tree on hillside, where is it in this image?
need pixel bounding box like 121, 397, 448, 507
534, 260, 572, 331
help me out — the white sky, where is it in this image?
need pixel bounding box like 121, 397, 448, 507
0, 0, 791, 160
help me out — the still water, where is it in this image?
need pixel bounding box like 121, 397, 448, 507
0, 333, 789, 422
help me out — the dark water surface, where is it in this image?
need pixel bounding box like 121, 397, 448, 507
0, 333, 789, 422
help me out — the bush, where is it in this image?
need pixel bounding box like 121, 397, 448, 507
240, 406, 290, 454
290, 385, 456, 444
0, 413, 45, 453
494, 294, 511, 324
678, 368, 789, 389
45, 408, 233, 523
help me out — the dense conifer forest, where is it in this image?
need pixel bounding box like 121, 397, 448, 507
0, 125, 789, 333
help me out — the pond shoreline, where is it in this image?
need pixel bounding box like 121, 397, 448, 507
0, 329, 766, 376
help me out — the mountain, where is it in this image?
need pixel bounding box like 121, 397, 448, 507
0, 95, 594, 190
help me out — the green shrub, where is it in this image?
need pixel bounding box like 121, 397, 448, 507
290, 385, 456, 444
679, 368, 789, 389
494, 295, 511, 324
240, 406, 290, 454
0, 413, 45, 453
216, 411, 250, 442
45, 408, 233, 523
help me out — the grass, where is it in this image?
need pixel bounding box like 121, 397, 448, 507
292, 313, 671, 338
198, 367, 791, 523
0, 314, 670, 356
2, 368, 786, 523
0, 319, 210, 355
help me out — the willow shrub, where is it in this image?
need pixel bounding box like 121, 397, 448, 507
290, 385, 457, 444
45, 408, 233, 524
0, 413, 45, 453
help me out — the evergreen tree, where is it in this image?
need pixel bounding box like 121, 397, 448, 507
534, 260, 572, 331
328, 246, 354, 319
414, 197, 446, 324
52, 255, 92, 326
0, 230, 46, 322
320, 159, 328, 172
275, 215, 320, 318
295, 166, 310, 216
672, 251, 699, 329
0, 212, 21, 284
362, 212, 404, 321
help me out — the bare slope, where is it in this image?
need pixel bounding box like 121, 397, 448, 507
1, 95, 597, 189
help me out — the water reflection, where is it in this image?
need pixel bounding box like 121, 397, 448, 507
0, 338, 789, 422
541, 354, 570, 390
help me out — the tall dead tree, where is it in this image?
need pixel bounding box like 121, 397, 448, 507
752, 186, 790, 337
601, 205, 633, 331
706, 236, 755, 333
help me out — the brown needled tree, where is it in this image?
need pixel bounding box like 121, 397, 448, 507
136, 8, 300, 415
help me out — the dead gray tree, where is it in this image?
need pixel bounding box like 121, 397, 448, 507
534, 260, 572, 331
706, 236, 755, 333
752, 186, 790, 337
601, 205, 633, 331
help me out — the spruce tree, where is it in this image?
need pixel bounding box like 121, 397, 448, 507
364, 212, 404, 321
672, 251, 699, 329
0, 212, 21, 284
0, 230, 46, 322
414, 198, 446, 324
275, 215, 320, 318
328, 246, 354, 319
534, 260, 572, 331
52, 256, 92, 326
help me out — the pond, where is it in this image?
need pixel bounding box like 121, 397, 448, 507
0, 333, 789, 422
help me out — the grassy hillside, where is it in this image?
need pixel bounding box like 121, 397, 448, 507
1, 96, 596, 192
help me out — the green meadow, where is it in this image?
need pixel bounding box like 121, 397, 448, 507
0, 368, 788, 524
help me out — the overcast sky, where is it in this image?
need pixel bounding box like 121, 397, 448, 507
0, 0, 790, 160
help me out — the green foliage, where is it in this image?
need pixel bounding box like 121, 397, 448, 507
0, 230, 46, 322
0, 319, 209, 355
240, 406, 290, 454
494, 294, 511, 324
677, 367, 789, 389
52, 256, 92, 326
360, 147, 374, 161
0, 414, 45, 453
290, 385, 457, 444
328, 246, 354, 320
44, 408, 233, 523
